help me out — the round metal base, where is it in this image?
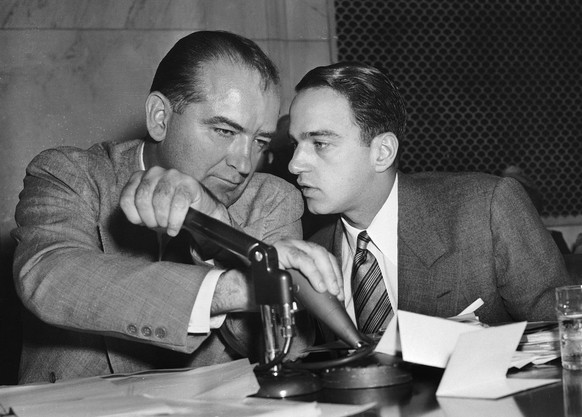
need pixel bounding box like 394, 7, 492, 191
320, 352, 412, 389
254, 368, 323, 398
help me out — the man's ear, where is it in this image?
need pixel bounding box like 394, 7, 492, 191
145, 92, 172, 142
370, 132, 399, 173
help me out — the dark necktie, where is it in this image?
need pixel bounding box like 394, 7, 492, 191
351, 230, 393, 334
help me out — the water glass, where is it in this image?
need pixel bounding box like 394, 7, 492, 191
563, 369, 582, 417
556, 285, 582, 370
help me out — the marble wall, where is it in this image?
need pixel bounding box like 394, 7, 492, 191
0, 0, 336, 255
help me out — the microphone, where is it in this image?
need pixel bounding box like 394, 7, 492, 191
182, 208, 364, 348
288, 269, 366, 349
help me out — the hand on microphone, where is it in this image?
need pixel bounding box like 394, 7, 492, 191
273, 239, 344, 301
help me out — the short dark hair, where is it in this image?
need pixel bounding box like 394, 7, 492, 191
295, 62, 407, 149
150, 31, 280, 113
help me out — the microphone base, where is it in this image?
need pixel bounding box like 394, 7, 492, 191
253, 368, 323, 398
320, 352, 412, 389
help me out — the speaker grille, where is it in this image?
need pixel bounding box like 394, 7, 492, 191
335, 0, 582, 219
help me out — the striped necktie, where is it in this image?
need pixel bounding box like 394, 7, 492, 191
351, 231, 393, 334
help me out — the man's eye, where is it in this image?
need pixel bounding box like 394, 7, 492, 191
314, 141, 329, 150
215, 128, 235, 136
254, 138, 270, 150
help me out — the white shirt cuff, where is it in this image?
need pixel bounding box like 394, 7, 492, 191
188, 269, 227, 333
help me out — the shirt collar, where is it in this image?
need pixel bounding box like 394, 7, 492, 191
341, 174, 398, 262
138, 141, 146, 170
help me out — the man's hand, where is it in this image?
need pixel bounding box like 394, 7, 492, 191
273, 239, 344, 301
211, 239, 343, 315
211, 269, 255, 314
120, 167, 229, 236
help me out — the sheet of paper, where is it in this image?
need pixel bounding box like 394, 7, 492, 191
376, 300, 484, 358
397, 310, 482, 368
0, 359, 376, 417
374, 311, 400, 355
435, 322, 558, 398
438, 396, 524, 417
456, 298, 484, 316
11, 395, 174, 417
244, 398, 376, 417
108, 358, 259, 401
0, 376, 120, 414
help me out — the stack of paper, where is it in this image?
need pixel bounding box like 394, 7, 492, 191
512, 321, 560, 368
376, 310, 559, 399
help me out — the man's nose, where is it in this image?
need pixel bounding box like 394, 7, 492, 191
227, 136, 253, 175
288, 146, 307, 175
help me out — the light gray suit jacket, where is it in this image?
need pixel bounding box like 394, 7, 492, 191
12, 139, 303, 383
310, 172, 571, 328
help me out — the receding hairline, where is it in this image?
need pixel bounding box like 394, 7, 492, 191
200, 56, 281, 94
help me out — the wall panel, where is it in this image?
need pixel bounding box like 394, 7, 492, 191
0, 0, 335, 383
0, 0, 335, 254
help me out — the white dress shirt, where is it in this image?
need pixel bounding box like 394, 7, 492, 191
340, 175, 399, 326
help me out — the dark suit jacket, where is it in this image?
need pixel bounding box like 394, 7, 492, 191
12, 139, 303, 383
310, 172, 571, 327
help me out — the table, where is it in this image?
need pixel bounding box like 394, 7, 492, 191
1, 360, 580, 416
288, 361, 582, 416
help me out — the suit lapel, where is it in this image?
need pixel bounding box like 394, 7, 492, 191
309, 217, 342, 258
331, 219, 344, 264
397, 173, 449, 315
307, 217, 344, 344
398, 173, 447, 267
99, 139, 159, 260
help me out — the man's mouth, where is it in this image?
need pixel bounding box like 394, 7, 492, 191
217, 177, 244, 187
298, 182, 317, 197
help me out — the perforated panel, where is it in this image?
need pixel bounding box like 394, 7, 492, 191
335, 0, 582, 219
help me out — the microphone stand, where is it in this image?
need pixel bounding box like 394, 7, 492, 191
182, 209, 409, 394
182, 208, 321, 398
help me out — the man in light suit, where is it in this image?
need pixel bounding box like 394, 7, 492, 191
12, 31, 342, 384
287, 62, 570, 336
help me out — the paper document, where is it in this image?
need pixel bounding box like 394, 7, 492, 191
398, 310, 484, 368
107, 358, 259, 401
0, 359, 374, 417
0, 376, 121, 414
376, 299, 485, 357
512, 321, 560, 368
392, 311, 558, 399
11, 396, 175, 417
456, 298, 484, 316
374, 310, 400, 355
435, 321, 558, 398
438, 395, 524, 417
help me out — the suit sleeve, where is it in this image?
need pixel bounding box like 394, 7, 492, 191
491, 177, 571, 321
12, 149, 215, 353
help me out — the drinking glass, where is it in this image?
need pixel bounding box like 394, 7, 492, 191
556, 285, 582, 370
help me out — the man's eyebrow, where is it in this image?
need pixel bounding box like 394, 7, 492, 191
294, 130, 339, 140
204, 116, 244, 132
258, 131, 276, 140
203, 116, 276, 140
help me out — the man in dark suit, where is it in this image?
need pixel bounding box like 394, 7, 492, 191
287, 62, 570, 337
